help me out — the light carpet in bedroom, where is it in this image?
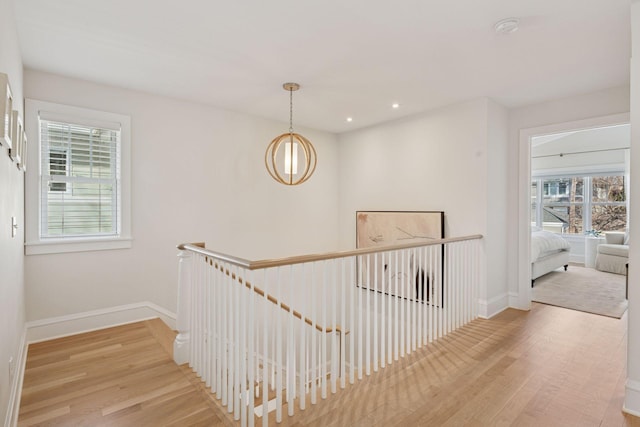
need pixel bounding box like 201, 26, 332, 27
532, 265, 627, 318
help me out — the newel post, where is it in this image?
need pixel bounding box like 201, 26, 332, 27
174, 247, 193, 365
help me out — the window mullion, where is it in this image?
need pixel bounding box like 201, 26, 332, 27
536, 178, 543, 228
584, 176, 592, 231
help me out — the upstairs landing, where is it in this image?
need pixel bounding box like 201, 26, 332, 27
18, 304, 640, 426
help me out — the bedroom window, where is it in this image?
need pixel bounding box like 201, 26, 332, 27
532, 174, 626, 234
542, 177, 583, 234
591, 175, 626, 232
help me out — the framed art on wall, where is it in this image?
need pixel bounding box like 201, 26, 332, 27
356, 210, 445, 303
0, 73, 13, 149
9, 110, 22, 164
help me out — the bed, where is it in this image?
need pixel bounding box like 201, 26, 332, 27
531, 230, 571, 285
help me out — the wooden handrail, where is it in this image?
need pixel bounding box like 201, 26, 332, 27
178, 233, 483, 271
204, 257, 348, 335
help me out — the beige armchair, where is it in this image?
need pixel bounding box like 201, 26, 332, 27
595, 231, 628, 275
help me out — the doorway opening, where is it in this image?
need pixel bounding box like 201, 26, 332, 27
516, 113, 630, 311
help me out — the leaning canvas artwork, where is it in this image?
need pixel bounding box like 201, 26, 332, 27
356, 211, 444, 303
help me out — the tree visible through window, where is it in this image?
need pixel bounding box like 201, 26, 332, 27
591, 176, 626, 232
532, 175, 626, 234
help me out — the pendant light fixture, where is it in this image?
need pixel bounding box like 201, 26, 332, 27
265, 83, 317, 185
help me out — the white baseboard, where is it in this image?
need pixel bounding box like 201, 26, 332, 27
507, 291, 520, 309
4, 326, 27, 427
569, 254, 584, 264
624, 379, 640, 417
478, 293, 508, 319
25, 301, 176, 344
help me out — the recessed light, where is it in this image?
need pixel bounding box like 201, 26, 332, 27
392, 103, 400, 109
494, 18, 519, 34
346, 117, 353, 122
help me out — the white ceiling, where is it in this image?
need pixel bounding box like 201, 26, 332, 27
12, 0, 630, 134
532, 124, 630, 156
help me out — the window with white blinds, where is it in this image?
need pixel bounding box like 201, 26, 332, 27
40, 119, 121, 238
25, 99, 131, 255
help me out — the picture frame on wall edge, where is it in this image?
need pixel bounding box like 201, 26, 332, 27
9, 110, 22, 165
0, 73, 13, 149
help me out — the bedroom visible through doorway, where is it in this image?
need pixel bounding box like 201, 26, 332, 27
526, 122, 630, 316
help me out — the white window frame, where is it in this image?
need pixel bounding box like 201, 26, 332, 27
531, 170, 627, 234
25, 99, 132, 255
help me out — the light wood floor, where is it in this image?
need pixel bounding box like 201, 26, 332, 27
18, 319, 233, 426
18, 304, 640, 426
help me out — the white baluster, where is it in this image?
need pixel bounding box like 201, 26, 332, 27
247, 269, 255, 427
394, 251, 399, 361
275, 267, 282, 423
410, 249, 415, 353
465, 241, 470, 324
349, 257, 355, 385
240, 267, 247, 426
299, 264, 306, 410
474, 240, 479, 319
233, 266, 240, 418
380, 252, 386, 369
262, 269, 269, 427
456, 243, 461, 326
453, 245, 458, 331
225, 263, 233, 415
387, 251, 392, 364
438, 245, 443, 340
358, 255, 363, 379
321, 261, 327, 399
331, 259, 337, 393
195, 257, 202, 377
205, 261, 212, 388
373, 254, 378, 372
400, 250, 406, 358
288, 265, 295, 417
418, 247, 424, 348
428, 246, 433, 344
448, 244, 453, 333
340, 258, 346, 389
416, 249, 421, 349
214, 262, 221, 398
311, 263, 317, 404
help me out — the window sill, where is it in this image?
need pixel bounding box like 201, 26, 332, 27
25, 236, 132, 255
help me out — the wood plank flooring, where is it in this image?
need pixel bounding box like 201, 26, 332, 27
18, 319, 232, 426
18, 304, 640, 426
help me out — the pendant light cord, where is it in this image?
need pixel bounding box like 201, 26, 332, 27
289, 88, 294, 134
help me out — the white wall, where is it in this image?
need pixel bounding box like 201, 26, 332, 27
0, 0, 25, 423
486, 100, 509, 312
626, 0, 640, 416
23, 70, 340, 322
506, 86, 630, 305
337, 98, 509, 317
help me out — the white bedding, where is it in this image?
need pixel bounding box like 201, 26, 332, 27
531, 230, 570, 262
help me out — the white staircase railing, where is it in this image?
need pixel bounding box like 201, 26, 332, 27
175, 234, 482, 426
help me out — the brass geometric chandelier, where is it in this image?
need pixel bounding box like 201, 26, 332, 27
265, 82, 317, 185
